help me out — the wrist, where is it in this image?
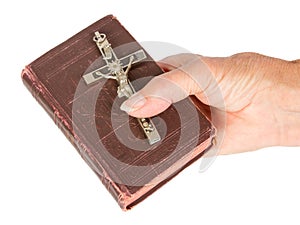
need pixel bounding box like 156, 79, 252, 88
274, 61, 300, 146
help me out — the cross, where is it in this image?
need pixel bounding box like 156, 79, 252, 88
83, 31, 161, 145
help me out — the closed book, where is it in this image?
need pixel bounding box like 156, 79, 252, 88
22, 15, 216, 210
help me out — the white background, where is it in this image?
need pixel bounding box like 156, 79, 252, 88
1, 0, 300, 224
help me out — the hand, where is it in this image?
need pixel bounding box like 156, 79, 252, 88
120, 53, 300, 154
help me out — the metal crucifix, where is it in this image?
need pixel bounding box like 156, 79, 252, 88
83, 31, 161, 145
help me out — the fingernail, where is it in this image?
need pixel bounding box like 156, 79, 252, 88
120, 93, 146, 113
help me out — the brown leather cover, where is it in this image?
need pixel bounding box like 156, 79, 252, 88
21, 15, 216, 210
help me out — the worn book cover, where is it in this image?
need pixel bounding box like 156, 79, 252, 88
21, 15, 216, 210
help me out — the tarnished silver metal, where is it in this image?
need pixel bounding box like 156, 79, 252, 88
83, 31, 161, 145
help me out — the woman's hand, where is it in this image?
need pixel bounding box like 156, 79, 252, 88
120, 53, 300, 154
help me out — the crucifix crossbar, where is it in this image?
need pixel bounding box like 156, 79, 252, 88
82, 31, 161, 145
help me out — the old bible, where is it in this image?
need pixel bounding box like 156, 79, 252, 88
21, 15, 216, 210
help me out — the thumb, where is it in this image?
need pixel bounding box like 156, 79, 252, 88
120, 55, 216, 118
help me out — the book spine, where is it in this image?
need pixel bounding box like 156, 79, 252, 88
21, 66, 125, 208
22, 66, 75, 143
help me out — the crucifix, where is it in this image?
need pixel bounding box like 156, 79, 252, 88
83, 31, 161, 145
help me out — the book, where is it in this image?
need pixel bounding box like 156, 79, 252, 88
21, 15, 216, 210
